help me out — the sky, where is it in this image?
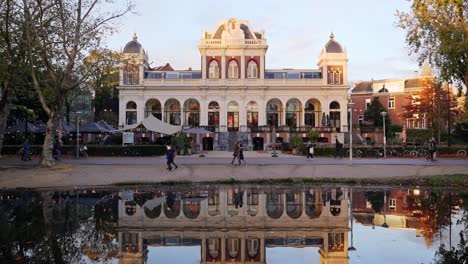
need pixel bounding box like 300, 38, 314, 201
106, 0, 422, 84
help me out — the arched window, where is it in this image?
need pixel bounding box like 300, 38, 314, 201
286, 191, 303, 219
208, 101, 220, 127
184, 99, 200, 126
329, 101, 341, 130
125, 101, 137, 125
227, 239, 240, 259
164, 99, 181, 125
124, 64, 139, 85
305, 99, 321, 127
246, 101, 258, 127
334, 70, 341, 84
266, 99, 283, 126
286, 98, 301, 127
228, 60, 239, 79
144, 99, 162, 119
266, 193, 283, 219
247, 60, 258, 78
209, 60, 219, 79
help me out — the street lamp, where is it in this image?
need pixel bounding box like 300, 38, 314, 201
381, 111, 387, 158
348, 187, 356, 251
76, 112, 82, 159
347, 102, 355, 164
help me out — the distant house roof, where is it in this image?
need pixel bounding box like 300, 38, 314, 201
352, 81, 373, 93
152, 63, 174, 71
405, 78, 426, 88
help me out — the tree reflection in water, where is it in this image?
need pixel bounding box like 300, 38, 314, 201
0, 186, 466, 263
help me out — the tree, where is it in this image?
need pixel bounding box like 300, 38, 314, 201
83, 48, 121, 124
0, 0, 30, 158
22, 0, 134, 167
396, 0, 468, 95
400, 78, 457, 142
364, 97, 390, 127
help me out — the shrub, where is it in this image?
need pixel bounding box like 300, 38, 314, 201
1, 145, 166, 156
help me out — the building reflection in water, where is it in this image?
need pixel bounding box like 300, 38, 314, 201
117, 187, 350, 264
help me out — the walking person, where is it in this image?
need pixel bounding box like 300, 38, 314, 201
306, 140, 314, 159
22, 139, 31, 161
238, 143, 247, 166
334, 138, 343, 158
427, 137, 437, 161
230, 142, 240, 165
166, 145, 178, 170
53, 140, 61, 160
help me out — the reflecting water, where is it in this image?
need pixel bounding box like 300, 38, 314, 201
0, 185, 466, 264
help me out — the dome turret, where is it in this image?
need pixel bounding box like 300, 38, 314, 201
325, 33, 343, 53
123, 33, 142, 54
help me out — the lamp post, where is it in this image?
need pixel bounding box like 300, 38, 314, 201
381, 111, 387, 158
347, 102, 355, 164
348, 187, 356, 251
76, 112, 82, 159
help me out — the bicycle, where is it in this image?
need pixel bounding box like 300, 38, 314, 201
456, 149, 467, 159
346, 149, 362, 158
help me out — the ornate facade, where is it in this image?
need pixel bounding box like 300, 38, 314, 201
118, 18, 349, 149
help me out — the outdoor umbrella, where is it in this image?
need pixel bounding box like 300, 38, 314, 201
181, 127, 213, 156
6, 121, 38, 133
33, 121, 74, 133
321, 112, 326, 127
71, 122, 108, 133
97, 120, 118, 134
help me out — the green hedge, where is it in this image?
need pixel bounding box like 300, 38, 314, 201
1, 145, 166, 157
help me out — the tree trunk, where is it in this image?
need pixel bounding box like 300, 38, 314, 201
0, 101, 11, 159
41, 112, 56, 167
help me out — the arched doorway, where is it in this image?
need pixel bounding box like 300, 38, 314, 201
144, 99, 162, 119
164, 99, 181, 125
286, 191, 303, 219
125, 101, 137, 125
266, 99, 283, 126
305, 99, 321, 127
208, 101, 220, 127
329, 101, 341, 131
286, 98, 302, 127
184, 98, 200, 126
227, 101, 239, 131
266, 192, 283, 219
246, 101, 258, 127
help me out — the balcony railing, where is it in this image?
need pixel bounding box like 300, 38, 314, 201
199, 39, 267, 46
250, 126, 338, 133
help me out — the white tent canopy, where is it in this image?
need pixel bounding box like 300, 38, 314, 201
120, 115, 182, 135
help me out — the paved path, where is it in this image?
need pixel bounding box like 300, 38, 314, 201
1, 152, 467, 189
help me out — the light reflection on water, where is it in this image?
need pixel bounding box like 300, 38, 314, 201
0, 185, 466, 264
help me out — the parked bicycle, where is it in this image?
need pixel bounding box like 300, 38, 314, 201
346, 149, 363, 158
456, 149, 467, 159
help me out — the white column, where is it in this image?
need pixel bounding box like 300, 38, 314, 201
136, 98, 144, 123
119, 99, 126, 127
239, 100, 246, 128
258, 101, 266, 126
260, 55, 265, 79
341, 100, 349, 132
200, 99, 208, 126
221, 55, 226, 79
220, 100, 227, 130
241, 55, 246, 79
201, 55, 207, 80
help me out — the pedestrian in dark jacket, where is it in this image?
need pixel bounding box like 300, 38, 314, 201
428, 137, 437, 161
334, 138, 343, 158
230, 142, 239, 165
22, 139, 31, 161
166, 145, 178, 170
238, 144, 247, 165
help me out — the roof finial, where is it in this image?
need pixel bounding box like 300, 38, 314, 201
330, 32, 334, 39
132, 33, 137, 41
